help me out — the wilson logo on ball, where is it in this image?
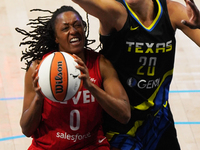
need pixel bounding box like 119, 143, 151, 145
37, 51, 82, 102
55, 61, 63, 94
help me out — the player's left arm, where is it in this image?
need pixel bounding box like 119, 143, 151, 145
98, 55, 131, 124
74, 54, 131, 124
167, 0, 200, 47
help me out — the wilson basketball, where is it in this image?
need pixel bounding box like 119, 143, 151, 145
37, 51, 83, 102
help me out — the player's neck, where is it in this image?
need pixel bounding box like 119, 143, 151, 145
127, 0, 156, 26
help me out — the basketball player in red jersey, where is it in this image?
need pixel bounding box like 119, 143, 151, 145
72, 0, 200, 150
16, 6, 131, 150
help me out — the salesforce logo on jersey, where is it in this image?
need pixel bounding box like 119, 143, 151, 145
56, 131, 91, 142
127, 77, 160, 89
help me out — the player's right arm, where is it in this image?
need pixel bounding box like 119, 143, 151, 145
72, 0, 127, 35
20, 60, 44, 137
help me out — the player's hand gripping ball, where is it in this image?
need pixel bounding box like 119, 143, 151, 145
36, 51, 83, 102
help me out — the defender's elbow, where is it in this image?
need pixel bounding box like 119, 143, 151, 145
119, 110, 131, 124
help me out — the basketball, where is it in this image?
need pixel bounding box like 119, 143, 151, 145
37, 51, 83, 102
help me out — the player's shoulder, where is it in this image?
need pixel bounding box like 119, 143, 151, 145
166, 0, 187, 29
85, 49, 100, 59
99, 54, 115, 73
166, 0, 185, 10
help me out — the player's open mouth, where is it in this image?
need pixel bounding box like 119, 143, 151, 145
70, 37, 80, 43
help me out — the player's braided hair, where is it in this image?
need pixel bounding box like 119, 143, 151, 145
15, 6, 96, 71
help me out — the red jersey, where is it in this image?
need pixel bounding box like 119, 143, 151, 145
28, 50, 110, 150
